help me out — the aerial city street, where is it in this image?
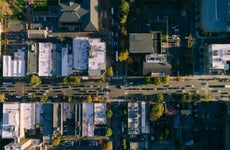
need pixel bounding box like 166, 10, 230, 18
0, 0, 230, 149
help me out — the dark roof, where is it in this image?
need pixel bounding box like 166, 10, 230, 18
143, 62, 171, 75
129, 33, 154, 54
59, 0, 99, 32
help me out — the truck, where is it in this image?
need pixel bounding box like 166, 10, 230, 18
115, 51, 118, 62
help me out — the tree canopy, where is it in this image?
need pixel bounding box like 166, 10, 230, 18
118, 50, 129, 62
103, 141, 112, 150
149, 103, 164, 121
153, 77, 162, 85
119, 0, 130, 15
106, 128, 113, 136
0, 93, 5, 102
86, 95, 93, 103
156, 93, 164, 103
40, 95, 48, 103
107, 66, 114, 77
30, 75, 42, 87
0, 2, 13, 16
162, 75, 170, 84
106, 109, 113, 118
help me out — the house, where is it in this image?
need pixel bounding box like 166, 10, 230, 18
2, 103, 20, 139
205, 44, 230, 74
4, 139, 40, 150
59, 0, 99, 32
143, 54, 172, 76
129, 32, 161, 54
3, 48, 26, 77
72, 37, 106, 76
200, 0, 230, 32
128, 102, 150, 135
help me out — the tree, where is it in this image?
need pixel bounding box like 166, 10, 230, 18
191, 93, 201, 103
107, 66, 114, 77
86, 95, 92, 103
103, 141, 112, 150
145, 76, 151, 84
98, 76, 105, 83
63, 77, 68, 85
0, 93, 5, 102
106, 128, 113, 136
156, 93, 164, 103
106, 109, 113, 118
121, 26, 128, 36
120, 15, 127, 25
30, 75, 42, 87
40, 95, 48, 103
175, 76, 182, 82
153, 77, 162, 85
118, 50, 129, 62
0, 2, 13, 16
53, 136, 61, 146
93, 96, 99, 102
122, 139, 127, 150
68, 76, 81, 85
68, 96, 73, 103
119, 0, 130, 15
149, 103, 164, 121
162, 75, 170, 84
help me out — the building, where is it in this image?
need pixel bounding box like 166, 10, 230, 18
200, 0, 230, 32
88, 38, 106, 76
20, 103, 36, 138
61, 46, 72, 76
82, 103, 94, 137
94, 103, 106, 125
38, 43, 55, 76
206, 44, 230, 74
72, 37, 106, 76
3, 49, 26, 77
27, 29, 49, 39
59, 0, 99, 32
128, 102, 150, 135
4, 139, 40, 150
2, 103, 20, 139
41, 104, 53, 144
143, 54, 171, 76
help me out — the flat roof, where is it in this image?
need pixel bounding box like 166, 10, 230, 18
3, 49, 26, 77
202, 0, 230, 32
129, 33, 155, 54
2, 103, 20, 139
73, 37, 89, 70
82, 103, 94, 136
20, 103, 36, 138
27, 29, 48, 39
88, 38, 106, 76
208, 44, 230, 70
94, 103, 106, 125
61, 47, 72, 76
38, 43, 53, 76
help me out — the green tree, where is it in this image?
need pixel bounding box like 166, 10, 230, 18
106, 128, 113, 136
63, 77, 68, 84
156, 93, 164, 103
120, 15, 127, 25
68, 76, 81, 85
153, 77, 162, 85
145, 76, 151, 84
107, 66, 114, 77
162, 75, 170, 84
86, 95, 92, 103
121, 26, 128, 36
119, 0, 130, 15
53, 136, 61, 146
122, 139, 127, 150
98, 76, 105, 83
0, 93, 5, 102
149, 103, 164, 121
40, 95, 48, 103
118, 50, 129, 62
68, 96, 73, 103
30, 75, 41, 87
106, 109, 113, 118
191, 93, 201, 103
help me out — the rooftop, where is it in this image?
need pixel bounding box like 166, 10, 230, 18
208, 44, 230, 70
94, 103, 106, 125
27, 29, 48, 39
3, 48, 26, 77
82, 103, 94, 136
201, 0, 230, 32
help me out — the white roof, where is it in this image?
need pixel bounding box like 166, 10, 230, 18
20, 103, 36, 138
209, 44, 230, 70
38, 43, 53, 76
73, 37, 89, 70
88, 38, 106, 76
82, 103, 94, 136
3, 49, 25, 77
94, 103, 106, 125
2, 103, 20, 139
